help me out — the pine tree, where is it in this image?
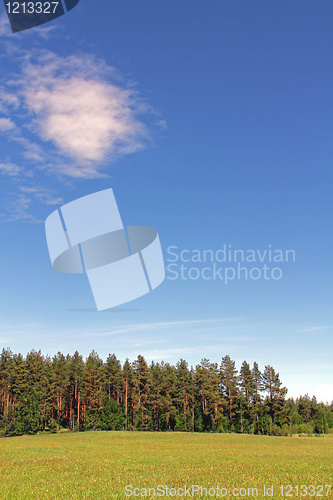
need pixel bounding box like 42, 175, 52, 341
0, 349, 13, 417
122, 359, 133, 431
132, 355, 150, 430
17, 387, 41, 435
149, 361, 163, 431
239, 360, 257, 433
83, 351, 105, 430
8, 353, 26, 414
262, 365, 288, 433
251, 362, 263, 433
25, 350, 46, 393
160, 362, 177, 431
220, 355, 239, 429
68, 351, 85, 431
239, 361, 255, 433
175, 359, 192, 431
51, 352, 69, 431
105, 354, 122, 403
195, 359, 224, 431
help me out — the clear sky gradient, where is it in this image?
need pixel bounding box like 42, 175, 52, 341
0, 1, 332, 402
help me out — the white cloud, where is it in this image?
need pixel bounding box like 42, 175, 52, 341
2, 187, 59, 222
32, 25, 58, 40
6, 51, 153, 178
19, 186, 63, 205
0, 13, 12, 37
157, 119, 168, 131
3, 193, 39, 222
0, 162, 22, 176
0, 117, 15, 131
12, 136, 46, 162
0, 88, 20, 113
26, 77, 146, 162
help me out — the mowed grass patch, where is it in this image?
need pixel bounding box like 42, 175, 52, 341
0, 432, 332, 499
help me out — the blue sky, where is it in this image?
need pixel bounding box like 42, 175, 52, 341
1, 1, 332, 402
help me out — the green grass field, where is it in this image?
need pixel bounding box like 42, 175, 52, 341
0, 432, 332, 500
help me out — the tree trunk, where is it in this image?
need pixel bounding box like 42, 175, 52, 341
125, 377, 128, 431
77, 390, 80, 431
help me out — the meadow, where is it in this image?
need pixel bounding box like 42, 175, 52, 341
0, 432, 332, 500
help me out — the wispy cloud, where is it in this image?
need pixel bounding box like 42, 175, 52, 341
0, 88, 20, 112
1, 178, 63, 221
0, 13, 12, 37
11, 136, 46, 162
298, 326, 330, 332
3, 193, 40, 222
19, 186, 64, 205
0, 317, 253, 359
32, 25, 58, 40
84, 317, 245, 337
0, 162, 22, 176
0, 117, 15, 131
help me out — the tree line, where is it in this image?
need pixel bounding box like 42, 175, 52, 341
0, 348, 332, 437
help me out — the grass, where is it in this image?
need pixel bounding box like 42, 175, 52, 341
0, 432, 332, 499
